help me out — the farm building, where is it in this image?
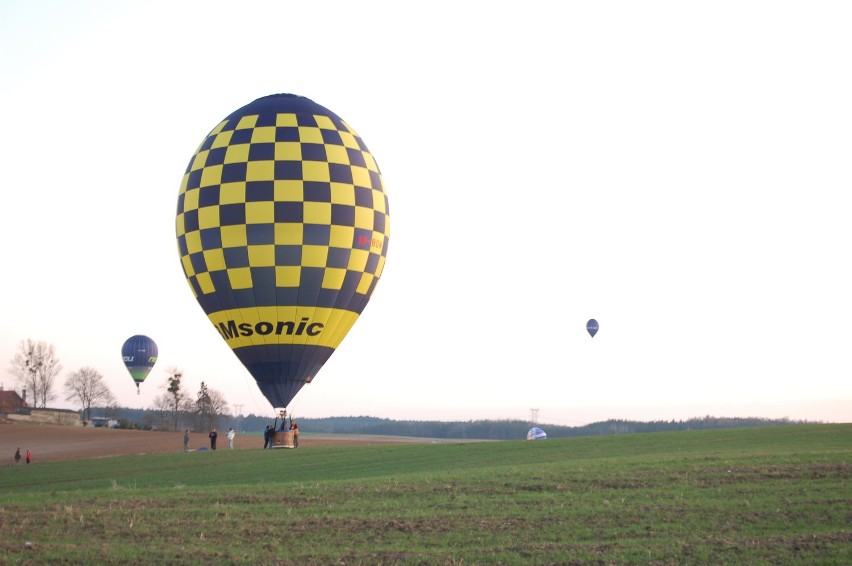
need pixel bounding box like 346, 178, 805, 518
0, 389, 27, 415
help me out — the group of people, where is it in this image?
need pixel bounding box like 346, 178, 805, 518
180, 422, 301, 452
13, 447, 31, 464
180, 427, 237, 452
263, 421, 299, 448
207, 427, 236, 450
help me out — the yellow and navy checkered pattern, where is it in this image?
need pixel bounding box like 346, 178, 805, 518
176, 95, 389, 314
174, 94, 390, 409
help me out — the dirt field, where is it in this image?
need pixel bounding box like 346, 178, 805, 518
0, 421, 377, 464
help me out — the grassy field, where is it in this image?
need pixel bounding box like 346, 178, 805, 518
0, 424, 849, 565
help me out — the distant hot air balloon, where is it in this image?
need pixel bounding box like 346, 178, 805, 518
586, 319, 599, 338
175, 94, 390, 411
121, 335, 158, 394
527, 427, 547, 440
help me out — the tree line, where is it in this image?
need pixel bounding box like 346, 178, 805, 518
7, 338, 818, 439
271, 415, 815, 440
5, 338, 230, 432
85, 410, 814, 441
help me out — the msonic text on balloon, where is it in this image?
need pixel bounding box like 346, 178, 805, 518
216, 318, 324, 339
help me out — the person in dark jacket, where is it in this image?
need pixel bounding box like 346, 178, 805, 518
208, 428, 218, 450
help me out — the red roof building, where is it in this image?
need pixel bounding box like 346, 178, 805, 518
0, 390, 27, 414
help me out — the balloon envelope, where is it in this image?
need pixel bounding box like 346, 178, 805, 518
121, 335, 158, 389
527, 427, 547, 440
176, 94, 390, 410
586, 318, 599, 338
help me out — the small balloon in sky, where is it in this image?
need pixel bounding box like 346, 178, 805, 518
527, 427, 547, 440
586, 319, 599, 338
175, 94, 390, 411
121, 335, 158, 395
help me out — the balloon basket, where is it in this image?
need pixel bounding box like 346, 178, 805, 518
271, 430, 295, 449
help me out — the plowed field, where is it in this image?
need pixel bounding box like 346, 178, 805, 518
0, 421, 376, 464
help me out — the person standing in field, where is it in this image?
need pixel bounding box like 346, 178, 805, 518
291, 422, 299, 448
263, 425, 271, 449
26, 449, 31, 464
14, 447, 21, 464
183, 429, 190, 452
208, 428, 218, 450
227, 428, 235, 450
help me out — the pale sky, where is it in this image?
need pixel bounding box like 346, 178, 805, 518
2, 1, 850, 425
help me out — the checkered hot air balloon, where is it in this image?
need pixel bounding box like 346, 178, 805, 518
176, 94, 390, 411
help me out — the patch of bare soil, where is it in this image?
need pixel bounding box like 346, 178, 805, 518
0, 422, 370, 464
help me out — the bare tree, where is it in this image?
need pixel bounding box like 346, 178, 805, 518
166, 367, 185, 432
208, 389, 229, 426
195, 381, 230, 431
179, 396, 197, 428
8, 339, 62, 408
147, 392, 173, 431
101, 396, 122, 419
64, 367, 116, 422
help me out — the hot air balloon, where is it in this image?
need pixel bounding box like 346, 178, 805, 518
121, 335, 158, 394
175, 94, 390, 412
586, 319, 599, 338
527, 427, 547, 440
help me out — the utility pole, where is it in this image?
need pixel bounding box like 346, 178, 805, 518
232, 404, 244, 433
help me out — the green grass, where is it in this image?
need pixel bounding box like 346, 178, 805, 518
1, 424, 850, 564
